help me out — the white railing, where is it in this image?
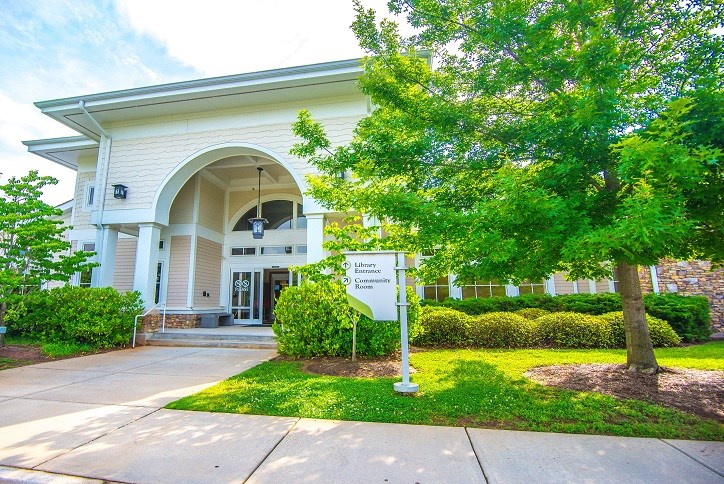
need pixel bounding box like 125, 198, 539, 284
132, 302, 166, 348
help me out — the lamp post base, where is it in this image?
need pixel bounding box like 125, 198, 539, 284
394, 382, 419, 394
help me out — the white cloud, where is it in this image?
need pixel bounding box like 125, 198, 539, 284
115, 0, 413, 76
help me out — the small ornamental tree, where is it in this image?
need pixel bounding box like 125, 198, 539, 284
0, 170, 95, 324
291, 0, 722, 373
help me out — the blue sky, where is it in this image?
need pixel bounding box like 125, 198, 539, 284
0, 0, 404, 205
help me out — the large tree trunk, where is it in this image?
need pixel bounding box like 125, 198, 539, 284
617, 261, 658, 374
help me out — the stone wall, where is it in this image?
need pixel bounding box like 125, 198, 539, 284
141, 313, 201, 333
639, 260, 723, 333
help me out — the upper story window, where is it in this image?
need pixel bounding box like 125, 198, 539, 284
83, 183, 95, 210
233, 201, 305, 231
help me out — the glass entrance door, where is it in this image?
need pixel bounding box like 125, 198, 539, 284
230, 270, 261, 323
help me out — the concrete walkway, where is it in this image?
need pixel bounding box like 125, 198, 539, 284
0, 347, 722, 483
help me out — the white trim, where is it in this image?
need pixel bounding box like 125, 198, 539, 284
100, 208, 157, 225
152, 142, 307, 226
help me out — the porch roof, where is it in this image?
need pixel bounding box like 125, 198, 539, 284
33, 58, 366, 142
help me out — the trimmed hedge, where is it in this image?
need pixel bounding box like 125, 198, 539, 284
598, 312, 681, 348
643, 293, 711, 342
514, 308, 551, 320
423, 292, 710, 341
470, 312, 539, 348
273, 280, 420, 357
536, 312, 614, 348
6, 286, 143, 348
414, 306, 682, 349
413, 307, 471, 347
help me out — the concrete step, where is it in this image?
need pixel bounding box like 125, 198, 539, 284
144, 338, 277, 349
149, 332, 275, 342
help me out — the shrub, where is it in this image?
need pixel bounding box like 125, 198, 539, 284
426, 292, 710, 342
556, 293, 623, 315
642, 293, 711, 342
6, 286, 143, 348
514, 308, 551, 320
413, 307, 471, 347
273, 280, 420, 357
536, 312, 613, 348
470, 312, 539, 348
598, 312, 681, 348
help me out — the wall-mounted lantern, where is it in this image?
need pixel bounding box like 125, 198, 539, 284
112, 184, 128, 199
249, 167, 267, 239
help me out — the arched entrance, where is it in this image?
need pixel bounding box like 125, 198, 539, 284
147, 143, 310, 324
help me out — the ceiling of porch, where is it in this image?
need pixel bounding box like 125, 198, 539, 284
201, 155, 300, 192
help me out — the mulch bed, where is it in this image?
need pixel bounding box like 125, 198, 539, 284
526, 364, 724, 422
0, 344, 55, 369
278, 354, 416, 378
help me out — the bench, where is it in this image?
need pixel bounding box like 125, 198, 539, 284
199, 313, 234, 328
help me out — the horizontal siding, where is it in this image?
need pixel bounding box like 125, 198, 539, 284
72, 171, 95, 229
198, 177, 224, 232
169, 176, 195, 224
553, 273, 575, 295
596, 279, 612, 293
193, 236, 222, 307
112, 238, 138, 293
167, 236, 191, 307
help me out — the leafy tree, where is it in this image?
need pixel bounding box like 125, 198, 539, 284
0, 170, 95, 324
292, 0, 722, 373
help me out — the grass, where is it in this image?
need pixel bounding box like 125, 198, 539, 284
167, 342, 724, 441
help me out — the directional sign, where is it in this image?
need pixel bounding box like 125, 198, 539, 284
343, 251, 397, 321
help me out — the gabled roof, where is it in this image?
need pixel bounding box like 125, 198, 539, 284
34, 58, 365, 141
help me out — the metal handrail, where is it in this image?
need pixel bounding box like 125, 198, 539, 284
132, 302, 166, 348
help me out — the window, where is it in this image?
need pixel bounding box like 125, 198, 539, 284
261, 245, 293, 255
518, 280, 547, 295
296, 245, 307, 254
233, 200, 306, 231
154, 262, 163, 304
611, 268, 620, 293
422, 275, 450, 302
83, 183, 95, 210
296, 204, 306, 229
159, 240, 165, 250
231, 247, 256, 256
82, 242, 96, 252
79, 270, 92, 287
462, 280, 506, 298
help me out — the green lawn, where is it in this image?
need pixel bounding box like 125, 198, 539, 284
167, 342, 724, 441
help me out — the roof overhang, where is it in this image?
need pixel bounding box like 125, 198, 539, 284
22, 136, 99, 170
34, 58, 366, 141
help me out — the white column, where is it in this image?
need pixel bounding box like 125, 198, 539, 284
545, 275, 556, 296
588, 279, 597, 294
95, 227, 118, 287
650, 265, 660, 294
133, 223, 161, 308
306, 214, 325, 264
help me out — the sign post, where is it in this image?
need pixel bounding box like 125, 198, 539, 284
393, 252, 418, 393
342, 251, 418, 394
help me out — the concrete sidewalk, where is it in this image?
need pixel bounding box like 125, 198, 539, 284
0, 347, 722, 483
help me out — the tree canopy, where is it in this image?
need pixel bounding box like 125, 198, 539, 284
292, 0, 722, 372
0, 170, 95, 323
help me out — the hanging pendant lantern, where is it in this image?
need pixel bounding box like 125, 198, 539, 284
249, 167, 267, 239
